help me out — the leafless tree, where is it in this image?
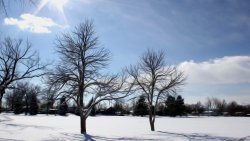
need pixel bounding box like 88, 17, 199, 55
4, 91, 14, 110
206, 97, 227, 115
41, 82, 63, 115
47, 20, 132, 134
0, 37, 47, 112
205, 97, 212, 111
127, 49, 185, 131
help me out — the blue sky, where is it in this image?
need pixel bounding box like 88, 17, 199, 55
1, 0, 250, 104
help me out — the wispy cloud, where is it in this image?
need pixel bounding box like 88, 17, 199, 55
179, 56, 250, 85
4, 13, 61, 33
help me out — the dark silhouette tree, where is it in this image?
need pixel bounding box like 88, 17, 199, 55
46, 20, 132, 133
0, 37, 47, 113
165, 95, 176, 116
175, 95, 185, 116
29, 93, 38, 115
165, 95, 185, 116
10, 82, 40, 115
58, 96, 68, 116
12, 83, 27, 114
13, 94, 23, 114
133, 95, 148, 117
127, 49, 185, 131
114, 100, 125, 115
228, 103, 246, 116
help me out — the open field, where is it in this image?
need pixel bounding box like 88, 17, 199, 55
0, 113, 250, 141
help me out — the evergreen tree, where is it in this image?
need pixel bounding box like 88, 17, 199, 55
175, 95, 185, 116
156, 104, 165, 116
165, 95, 185, 116
113, 100, 127, 115
114, 100, 124, 112
165, 95, 176, 116
13, 95, 23, 114
29, 94, 38, 115
58, 96, 68, 116
13, 86, 26, 114
133, 95, 148, 116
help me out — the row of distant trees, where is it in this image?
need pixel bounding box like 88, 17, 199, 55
4, 87, 250, 117
186, 98, 250, 116
133, 95, 185, 117
3, 82, 68, 116
104, 96, 250, 117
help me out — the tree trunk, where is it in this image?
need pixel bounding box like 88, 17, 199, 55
80, 116, 87, 134
46, 103, 49, 115
0, 93, 3, 113
149, 114, 155, 131
150, 120, 155, 131
25, 96, 28, 115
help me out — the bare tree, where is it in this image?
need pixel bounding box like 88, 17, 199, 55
127, 49, 185, 131
41, 82, 62, 115
205, 97, 212, 112
47, 20, 132, 134
0, 37, 47, 112
207, 97, 227, 115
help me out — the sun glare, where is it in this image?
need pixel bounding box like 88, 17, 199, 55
34, 0, 69, 22
48, 0, 68, 13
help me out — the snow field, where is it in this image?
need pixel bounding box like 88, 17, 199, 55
0, 113, 250, 141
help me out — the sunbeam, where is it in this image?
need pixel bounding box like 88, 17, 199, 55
34, 0, 69, 23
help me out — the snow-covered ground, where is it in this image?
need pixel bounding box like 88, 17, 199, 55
0, 113, 250, 141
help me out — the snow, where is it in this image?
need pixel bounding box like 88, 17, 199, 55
0, 113, 250, 141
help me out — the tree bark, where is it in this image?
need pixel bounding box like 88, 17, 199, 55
150, 120, 155, 131
0, 93, 3, 113
149, 109, 155, 131
81, 116, 87, 134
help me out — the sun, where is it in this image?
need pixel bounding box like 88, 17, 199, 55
34, 0, 69, 21
47, 0, 68, 14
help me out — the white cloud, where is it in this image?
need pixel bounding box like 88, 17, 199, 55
4, 13, 59, 33
179, 56, 250, 85
178, 56, 250, 104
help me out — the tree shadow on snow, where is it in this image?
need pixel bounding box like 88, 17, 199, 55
1, 123, 54, 130
58, 133, 95, 141
47, 132, 250, 141
60, 133, 158, 141
0, 138, 24, 141
157, 131, 250, 141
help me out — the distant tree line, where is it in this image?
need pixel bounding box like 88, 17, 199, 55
185, 97, 250, 117
3, 85, 250, 117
